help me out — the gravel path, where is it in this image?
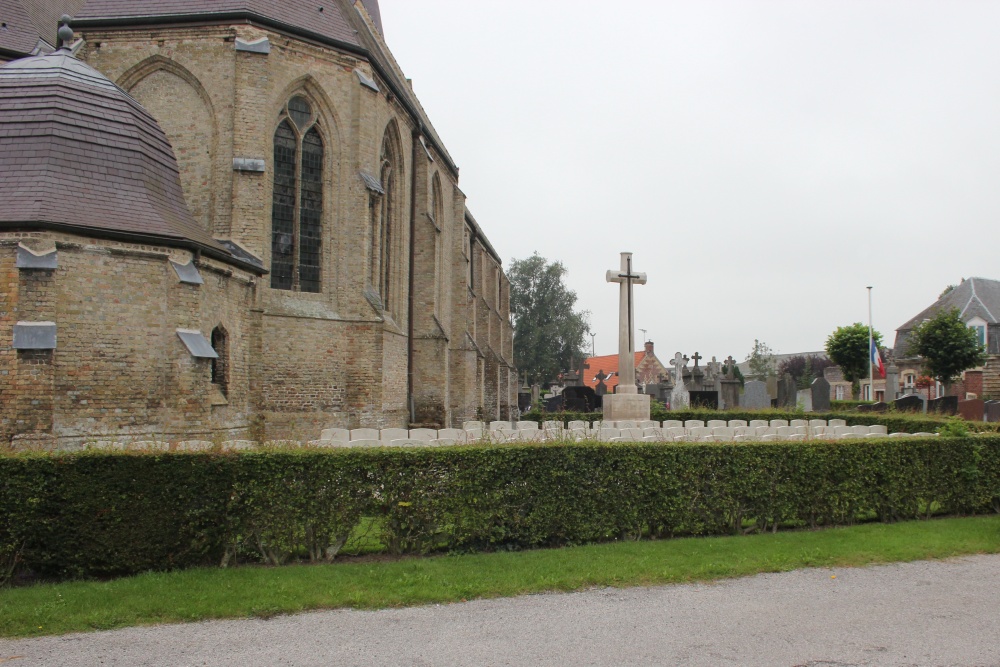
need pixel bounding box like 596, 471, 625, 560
2, 555, 999, 666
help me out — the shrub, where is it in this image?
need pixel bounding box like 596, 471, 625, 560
2, 438, 999, 584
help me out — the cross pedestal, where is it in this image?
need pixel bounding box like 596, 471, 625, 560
602, 252, 651, 422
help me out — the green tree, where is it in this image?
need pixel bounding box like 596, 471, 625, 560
778, 354, 836, 390
825, 323, 882, 399
907, 308, 986, 393
509, 253, 590, 385
732, 363, 745, 388
745, 339, 775, 379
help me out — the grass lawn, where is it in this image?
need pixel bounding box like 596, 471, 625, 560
2, 515, 998, 639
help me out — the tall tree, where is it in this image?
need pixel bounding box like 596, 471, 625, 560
745, 339, 775, 379
509, 253, 590, 385
825, 323, 882, 399
907, 308, 986, 393
778, 354, 836, 390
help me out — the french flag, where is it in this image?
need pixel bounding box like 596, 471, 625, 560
870, 337, 885, 378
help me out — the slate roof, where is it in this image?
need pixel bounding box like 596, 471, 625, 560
894, 277, 1000, 354
582, 352, 644, 393
1, 0, 86, 58
0, 48, 262, 271
75, 0, 360, 47
72, 0, 461, 176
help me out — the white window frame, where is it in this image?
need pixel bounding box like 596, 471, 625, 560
967, 316, 987, 348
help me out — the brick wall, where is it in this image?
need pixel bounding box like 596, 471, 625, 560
2, 234, 257, 448
3, 19, 516, 446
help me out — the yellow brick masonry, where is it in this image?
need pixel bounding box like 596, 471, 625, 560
3, 18, 516, 447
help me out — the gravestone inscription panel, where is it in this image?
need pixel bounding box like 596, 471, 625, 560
928, 396, 958, 415
741, 380, 770, 410
777, 373, 796, 409
811, 377, 831, 412
894, 394, 925, 413
958, 398, 985, 422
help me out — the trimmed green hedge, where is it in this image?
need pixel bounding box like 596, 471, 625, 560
521, 408, 1000, 434
831, 400, 870, 411
2, 438, 999, 584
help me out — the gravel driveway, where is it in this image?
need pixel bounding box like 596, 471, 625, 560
2, 555, 998, 666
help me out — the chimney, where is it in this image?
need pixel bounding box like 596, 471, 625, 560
644, 341, 654, 355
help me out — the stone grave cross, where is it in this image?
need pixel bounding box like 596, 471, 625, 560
670, 352, 688, 386
723, 355, 736, 380
691, 352, 702, 369
606, 252, 646, 395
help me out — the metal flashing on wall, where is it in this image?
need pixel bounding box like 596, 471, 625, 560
359, 170, 384, 194
176, 329, 218, 359
170, 259, 204, 285
16, 244, 57, 269
233, 157, 266, 172
419, 136, 434, 161
13, 321, 56, 350
235, 37, 271, 54
354, 68, 380, 93
217, 240, 265, 271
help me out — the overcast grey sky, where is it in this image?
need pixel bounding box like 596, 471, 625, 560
380, 1, 1000, 362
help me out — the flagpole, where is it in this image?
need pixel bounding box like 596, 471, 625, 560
867, 285, 873, 403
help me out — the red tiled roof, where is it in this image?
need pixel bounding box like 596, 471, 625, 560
582, 351, 644, 393
0, 49, 257, 268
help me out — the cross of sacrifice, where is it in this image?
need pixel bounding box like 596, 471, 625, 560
605, 252, 646, 395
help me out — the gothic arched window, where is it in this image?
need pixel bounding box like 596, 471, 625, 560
431, 172, 442, 316
379, 134, 395, 308
271, 96, 323, 293
371, 124, 402, 317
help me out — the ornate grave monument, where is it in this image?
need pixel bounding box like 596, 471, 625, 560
719, 356, 741, 410
602, 252, 651, 421
670, 352, 691, 409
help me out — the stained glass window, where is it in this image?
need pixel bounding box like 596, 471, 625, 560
271, 121, 296, 290
270, 97, 325, 292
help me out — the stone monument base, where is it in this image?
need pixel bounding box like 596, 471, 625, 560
602, 393, 651, 422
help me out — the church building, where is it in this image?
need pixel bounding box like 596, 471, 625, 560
0, 1, 516, 448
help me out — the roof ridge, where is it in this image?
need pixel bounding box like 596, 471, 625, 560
969, 278, 997, 322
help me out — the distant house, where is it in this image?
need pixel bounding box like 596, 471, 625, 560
894, 277, 1000, 356
583, 341, 668, 394
890, 277, 1000, 399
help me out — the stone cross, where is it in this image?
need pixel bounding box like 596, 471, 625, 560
691, 352, 702, 369
670, 352, 688, 386
606, 252, 646, 395
723, 355, 736, 380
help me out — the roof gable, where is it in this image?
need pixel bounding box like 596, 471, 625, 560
893, 278, 1000, 356
897, 278, 1000, 332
